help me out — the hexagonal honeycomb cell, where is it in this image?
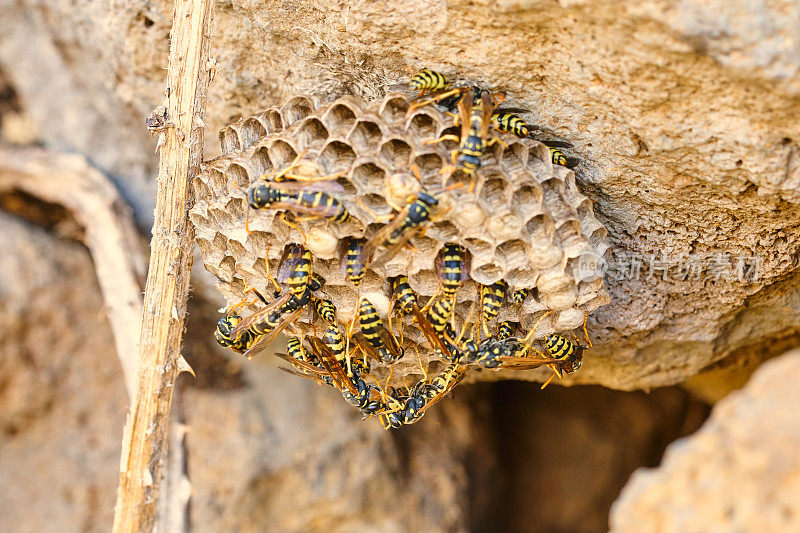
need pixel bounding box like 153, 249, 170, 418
191, 93, 611, 382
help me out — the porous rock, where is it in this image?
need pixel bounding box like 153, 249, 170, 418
610, 349, 800, 532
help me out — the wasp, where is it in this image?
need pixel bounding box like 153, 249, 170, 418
358, 189, 439, 268
430, 88, 503, 192
549, 147, 580, 168
342, 238, 367, 287
214, 289, 305, 360
391, 276, 418, 316
214, 313, 259, 353
274, 336, 335, 387
313, 296, 337, 323
426, 295, 454, 335
460, 336, 556, 370
342, 377, 384, 416
435, 243, 470, 298
513, 311, 592, 386
378, 362, 465, 429
247, 150, 351, 227
356, 297, 404, 363
491, 112, 535, 138
491, 111, 575, 144
409, 68, 449, 99
509, 288, 530, 305
308, 272, 326, 292
387, 276, 459, 361
417, 86, 508, 191
276, 243, 314, 299
497, 321, 516, 340
300, 325, 361, 395
479, 280, 507, 335
277, 334, 382, 414
248, 183, 350, 223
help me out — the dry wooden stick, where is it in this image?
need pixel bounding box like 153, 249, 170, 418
0, 145, 145, 396
112, 0, 213, 528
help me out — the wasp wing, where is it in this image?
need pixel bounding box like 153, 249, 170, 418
479, 90, 494, 143
358, 204, 414, 267
536, 139, 574, 149
241, 307, 303, 359
417, 366, 467, 415
264, 179, 344, 193
493, 355, 563, 370
306, 335, 359, 395
229, 291, 293, 341
458, 87, 473, 142
492, 106, 531, 115
410, 303, 452, 359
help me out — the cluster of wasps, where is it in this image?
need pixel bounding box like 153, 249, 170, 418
213, 69, 589, 429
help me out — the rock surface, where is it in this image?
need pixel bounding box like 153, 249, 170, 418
1, 0, 798, 389
0, 214, 128, 532
611, 348, 800, 532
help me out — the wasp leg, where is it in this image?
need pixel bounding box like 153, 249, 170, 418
521, 310, 553, 349
281, 169, 347, 183
262, 148, 309, 182
356, 197, 394, 223
407, 87, 469, 114
420, 288, 441, 314
581, 311, 593, 348
424, 134, 461, 146
261, 247, 282, 295
277, 213, 308, 245
486, 135, 508, 150
540, 372, 557, 390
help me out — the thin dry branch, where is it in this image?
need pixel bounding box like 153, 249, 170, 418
112, 0, 213, 528
0, 145, 145, 396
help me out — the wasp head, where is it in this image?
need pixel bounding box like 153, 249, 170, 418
248, 184, 275, 209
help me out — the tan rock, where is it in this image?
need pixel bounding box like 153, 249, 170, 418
610, 349, 800, 532
0, 214, 128, 531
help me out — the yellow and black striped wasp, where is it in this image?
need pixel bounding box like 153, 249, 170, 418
276, 243, 314, 300
280, 325, 360, 396
388, 275, 460, 362
509, 288, 530, 305
312, 296, 336, 323
355, 297, 405, 363
378, 362, 466, 429
462, 336, 557, 371
491, 112, 573, 144
341, 237, 366, 287
246, 149, 351, 231
549, 147, 580, 169
496, 321, 516, 340
425, 87, 504, 192
273, 336, 335, 387
519, 311, 592, 387
408, 68, 450, 100
390, 275, 418, 317
425, 295, 454, 337
276, 333, 383, 415
357, 185, 440, 268
435, 243, 470, 299
214, 288, 306, 360
479, 280, 507, 337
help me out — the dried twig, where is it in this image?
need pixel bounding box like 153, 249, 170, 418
112, 0, 214, 528
0, 145, 145, 396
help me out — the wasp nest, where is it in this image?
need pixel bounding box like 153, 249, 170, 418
191, 93, 610, 377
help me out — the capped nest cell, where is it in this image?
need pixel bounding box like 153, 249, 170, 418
191, 92, 611, 382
